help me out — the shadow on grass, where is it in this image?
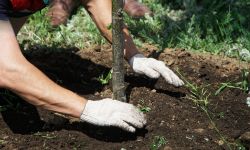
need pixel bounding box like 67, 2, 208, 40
129, 0, 250, 52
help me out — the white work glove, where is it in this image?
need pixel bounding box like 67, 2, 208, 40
129, 54, 184, 87
80, 98, 146, 132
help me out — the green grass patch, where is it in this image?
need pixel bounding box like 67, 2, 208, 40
18, 0, 250, 61
126, 0, 250, 59
18, 7, 105, 49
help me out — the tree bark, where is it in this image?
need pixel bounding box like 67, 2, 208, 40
112, 0, 126, 102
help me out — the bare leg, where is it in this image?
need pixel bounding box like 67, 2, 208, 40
124, 0, 152, 18
83, 0, 140, 60
0, 20, 87, 118
47, 0, 79, 27
47, 0, 151, 27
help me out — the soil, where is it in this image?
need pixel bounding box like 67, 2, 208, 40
0, 44, 249, 150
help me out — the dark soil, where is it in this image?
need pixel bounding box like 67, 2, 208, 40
0, 45, 249, 150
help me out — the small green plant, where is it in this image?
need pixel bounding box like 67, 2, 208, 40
0, 139, 6, 145
140, 106, 151, 113
217, 112, 225, 119
215, 69, 249, 95
138, 99, 151, 113
150, 136, 167, 150
177, 70, 232, 150
235, 141, 247, 150
107, 24, 112, 30
177, 70, 210, 109
98, 69, 112, 85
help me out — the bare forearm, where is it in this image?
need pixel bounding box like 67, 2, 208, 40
122, 27, 141, 60
5, 61, 86, 118
0, 20, 86, 119
98, 25, 140, 60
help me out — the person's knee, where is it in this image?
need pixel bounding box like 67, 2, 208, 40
84, 0, 112, 35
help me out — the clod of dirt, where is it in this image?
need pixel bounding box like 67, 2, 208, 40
166, 59, 175, 66
194, 128, 205, 134
163, 146, 173, 150
177, 51, 191, 58
151, 89, 156, 93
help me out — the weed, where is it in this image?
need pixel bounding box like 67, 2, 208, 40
217, 112, 225, 119
0, 139, 6, 145
98, 69, 112, 85
177, 70, 233, 150
150, 135, 167, 150
177, 70, 210, 109
215, 69, 249, 95
140, 106, 151, 113
234, 140, 247, 150
138, 99, 151, 113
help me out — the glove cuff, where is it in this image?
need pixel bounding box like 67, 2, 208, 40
80, 100, 94, 121
128, 53, 145, 66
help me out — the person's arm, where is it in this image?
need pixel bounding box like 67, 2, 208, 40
0, 20, 86, 118
83, 0, 184, 86
0, 20, 145, 132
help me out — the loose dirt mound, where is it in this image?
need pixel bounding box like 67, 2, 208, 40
0, 45, 249, 150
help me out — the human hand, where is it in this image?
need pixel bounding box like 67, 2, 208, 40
80, 98, 146, 132
129, 54, 184, 87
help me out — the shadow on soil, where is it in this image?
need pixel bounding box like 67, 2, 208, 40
0, 96, 147, 142
0, 48, 154, 142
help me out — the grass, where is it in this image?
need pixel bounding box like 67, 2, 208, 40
215, 69, 249, 95
98, 69, 112, 85
0, 139, 6, 145
177, 70, 247, 150
150, 135, 167, 150
127, 0, 250, 60
183, 79, 231, 149
138, 99, 151, 113
18, 7, 105, 49
17, 0, 250, 62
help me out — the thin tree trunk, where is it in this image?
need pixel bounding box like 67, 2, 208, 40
112, 0, 126, 102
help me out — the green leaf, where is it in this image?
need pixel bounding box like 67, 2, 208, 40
215, 83, 228, 95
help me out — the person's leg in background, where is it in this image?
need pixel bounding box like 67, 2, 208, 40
47, 0, 152, 27
124, 0, 152, 18
47, 0, 80, 27
82, 0, 140, 60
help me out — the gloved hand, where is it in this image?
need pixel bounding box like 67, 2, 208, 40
129, 54, 184, 87
80, 98, 146, 132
